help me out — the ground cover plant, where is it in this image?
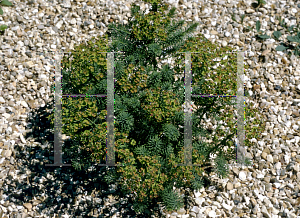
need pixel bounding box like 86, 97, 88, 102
0, 0, 13, 34
47, 0, 267, 215
231, 9, 300, 58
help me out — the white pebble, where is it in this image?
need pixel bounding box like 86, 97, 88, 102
20, 134, 26, 144
256, 173, 264, 179
239, 171, 247, 181
224, 32, 231, 37
208, 210, 216, 217
274, 183, 281, 189
222, 202, 232, 211
0, 107, 5, 114
274, 162, 281, 170
20, 101, 28, 108
267, 155, 273, 163
2, 113, 11, 119
285, 121, 291, 128
221, 40, 227, 47
291, 8, 298, 13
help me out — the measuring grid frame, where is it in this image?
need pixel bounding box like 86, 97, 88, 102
41, 49, 250, 169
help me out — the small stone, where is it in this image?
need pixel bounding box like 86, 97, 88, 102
70, 18, 77, 25
20, 134, 26, 144
221, 40, 227, 47
272, 207, 280, 215
222, 202, 232, 211
24, 61, 35, 69
210, 30, 218, 35
5, 126, 12, 134
208, 210, 216, 218
274, 162, 281, 171
292, 110, 300, 117
285, 120, 291, 128
0, 97, 5, 103
239, 171, 247, 181
177, 207, 186, 215
262, 50, 270, 56
208, 192, 215, 199
194, 190, 201, 198
252, 205, 259, 214
234, 182, 241, 189
23, 203, 32, 211
28, 100, 37, 109
191, 206, 199, 214
224, 31, 231, 37
195, 197, 204, 206
294, 163, 300, 172
233, 30, 239, 39
261, 152, 268, 160
37, 24, 44, 29
262, 147, 270, 154
1, 149, 12, 158
16, 29, 24, 37
246, 8, 255, 13
189, 212, 197, 217
260, 102, 267, 109
256, 173, 264, 179
7, 101, 14, 107
253, 84, 260, 91
267, 155, 273, 163
227, 182, 233, 190
268, 74, 275, 83
231, 167, 239, 177
282, 58, 288, 64
261, 205, 271, 218
20, 101, 28, 108
0, 107, 5, 113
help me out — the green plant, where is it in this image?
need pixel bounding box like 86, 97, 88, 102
251, 0, 266, 9
0, 0, 13, 34
274, 25, 300, 57
47, 0, 267, 216
250, 18, 300, 57
254, 20, 271, 40
241, 14, 245, 24
230, 12, 245, 25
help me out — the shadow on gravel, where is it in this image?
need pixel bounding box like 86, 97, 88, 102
9, 99, 163, 218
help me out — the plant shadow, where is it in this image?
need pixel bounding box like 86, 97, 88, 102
8, 98, 165, 218
5, 89, 228, 217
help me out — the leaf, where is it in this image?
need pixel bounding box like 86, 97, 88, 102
275, 45, 288, 51
0, 7, 3, 15
288, 25, 295, 32
294, 48, 300, 56
240, 14, 245, 24
256, 20, 261, 32
287, 35, 300, 43
0, 24, 7, 31
272, 31, 281, 40
260, 0, 266, 4
0, 0, 12, 6
231, 13, 237, 22
258, 34, 270, 39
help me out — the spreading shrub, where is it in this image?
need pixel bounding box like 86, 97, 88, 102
47, 0, 266, 215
